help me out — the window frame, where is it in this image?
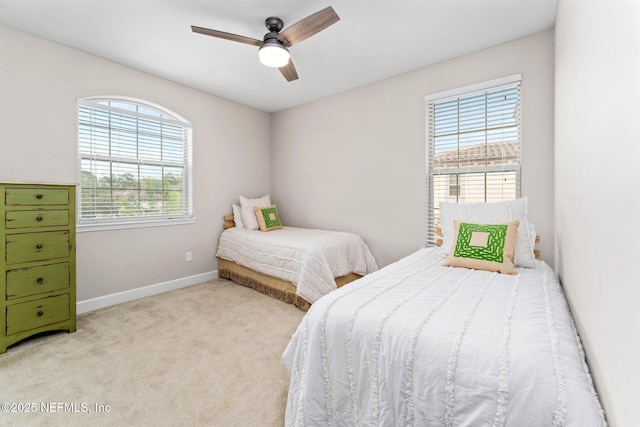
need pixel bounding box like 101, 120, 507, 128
76, 96, 194, 232
425, 74, 522, 246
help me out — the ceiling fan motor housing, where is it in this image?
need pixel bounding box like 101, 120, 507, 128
262, 16, 286, 47
263, 31, 283, 44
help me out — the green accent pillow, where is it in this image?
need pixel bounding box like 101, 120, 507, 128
254, 205, 283, 231
443, 220, 519, 274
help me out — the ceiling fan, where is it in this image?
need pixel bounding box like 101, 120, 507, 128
192, 6, 339, 82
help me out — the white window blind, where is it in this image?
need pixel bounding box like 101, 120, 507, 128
425, 75, 522, 246
77, 98, 193, 229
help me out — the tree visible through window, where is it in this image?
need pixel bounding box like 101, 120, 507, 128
425, 75, 521, 245
77, 97, 193, 228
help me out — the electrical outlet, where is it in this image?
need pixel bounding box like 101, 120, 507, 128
185, 251, 192, 262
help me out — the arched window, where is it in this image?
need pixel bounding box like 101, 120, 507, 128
77, 97, 193, 230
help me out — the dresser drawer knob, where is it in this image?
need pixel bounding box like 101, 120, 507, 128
37, 311, 44, 317
36, 194, 43, 199
36, 277, 44, 284
36, 215, 43, 221
36, 243, 43, 249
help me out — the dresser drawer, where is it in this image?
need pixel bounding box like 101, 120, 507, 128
5, 210, 69, 229
6, 294, 70, 335
5, 187, 69, 206
5, 231, 70, 265
6, 262, 70, 300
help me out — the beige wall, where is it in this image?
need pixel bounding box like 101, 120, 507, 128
555, 0, 640, 425
0, 24, 271, 301
272, 30, 555, 268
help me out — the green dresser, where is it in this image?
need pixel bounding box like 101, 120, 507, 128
1, 183, 76, 353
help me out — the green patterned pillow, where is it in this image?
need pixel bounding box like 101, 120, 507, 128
443, 220, 519, 274
254, 205, 283, 232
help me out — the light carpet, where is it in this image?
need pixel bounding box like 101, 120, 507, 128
0, 279, 305, 426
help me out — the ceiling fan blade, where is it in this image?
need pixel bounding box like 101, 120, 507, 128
279, 60, 299, 82
191, 25, 262, 47
277, 6, 340, 47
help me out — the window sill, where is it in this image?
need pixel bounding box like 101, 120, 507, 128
77, 217, 196, 233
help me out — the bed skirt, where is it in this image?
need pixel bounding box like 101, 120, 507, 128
217, 257, 361, 311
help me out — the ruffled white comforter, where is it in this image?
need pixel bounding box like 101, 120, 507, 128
216, 227, 379, 303
282, 247, 606, 426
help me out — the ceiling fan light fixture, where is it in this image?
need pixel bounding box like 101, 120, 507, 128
258, 41, 290, 68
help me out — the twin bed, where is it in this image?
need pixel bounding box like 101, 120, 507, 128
216, 196, 607, 425
217, 225, 378, 310
282, 247, 606, 426
215, 195, 379, 310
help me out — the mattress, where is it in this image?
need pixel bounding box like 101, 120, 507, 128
216, 226, 379, 303
282, 247, 606, 426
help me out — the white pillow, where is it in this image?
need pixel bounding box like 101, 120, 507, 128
439, 197, 537, 268
232, 204, 245, 228
239, 194, 271, 230
528, 223, 537, 249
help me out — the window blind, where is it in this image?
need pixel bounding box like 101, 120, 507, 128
77, 98, 193, 227
425, 76, 522, 246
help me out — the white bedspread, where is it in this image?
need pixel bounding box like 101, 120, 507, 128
216, 227, 379, 303
282, 247, 606, 426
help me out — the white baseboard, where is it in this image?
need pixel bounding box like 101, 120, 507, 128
76, 270, 218, 314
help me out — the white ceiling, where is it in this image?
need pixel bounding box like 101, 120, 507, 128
0, 0, 557, 113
